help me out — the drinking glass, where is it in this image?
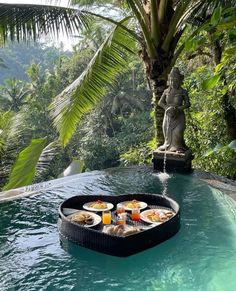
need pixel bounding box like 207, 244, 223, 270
102, 210, 111, 224
131, 208, 140, 221
117, 213, 126, 225
116, 204, 125, 214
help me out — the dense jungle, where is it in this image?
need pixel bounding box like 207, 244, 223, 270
0, 1, 235, 191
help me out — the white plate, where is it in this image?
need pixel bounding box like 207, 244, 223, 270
83, 201, 114, 212
140, 208, 175, 225
119, 200, 148, 211
68, 210, 101, 228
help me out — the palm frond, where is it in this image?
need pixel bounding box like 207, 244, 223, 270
176, 0, 209, 29
50, 19, 136, 146
0, 56, 7, 68
186, 0, 236, 26
82, 10, 141, 42
0, 110, 12, 155
71, 0, 117, 6
161, 0, 192, 52
126, 0, 156, 57
3, 138, 47, 190
0, 129, 5, 156
35, 140, 61, 178
0, 3, 89, 42
7, 109, 29, 139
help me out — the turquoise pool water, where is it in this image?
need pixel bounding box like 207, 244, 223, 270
0, 167, 236, 291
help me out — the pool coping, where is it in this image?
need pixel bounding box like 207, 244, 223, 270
193, 169, 236, 201
0, 167, 235, 203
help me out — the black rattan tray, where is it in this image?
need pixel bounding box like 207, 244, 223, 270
58, 193, 180, 257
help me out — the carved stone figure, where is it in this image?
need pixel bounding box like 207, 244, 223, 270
158, 67, 190, 153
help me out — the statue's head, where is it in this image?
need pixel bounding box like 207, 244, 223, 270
168, 67, 184, 88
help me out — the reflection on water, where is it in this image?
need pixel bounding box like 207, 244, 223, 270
0, 166, 236, 291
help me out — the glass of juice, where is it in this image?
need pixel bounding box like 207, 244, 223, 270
117, 213, 126, 225
102, 210, 111, 224
131, 208, 140, 221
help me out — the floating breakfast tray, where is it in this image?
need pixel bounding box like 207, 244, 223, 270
58, 193, 180, 257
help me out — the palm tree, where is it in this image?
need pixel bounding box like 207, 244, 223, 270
57, 0, 236, 146
0, 0, 234, 147
0, 77, 30, 111
0, 0, 235, 189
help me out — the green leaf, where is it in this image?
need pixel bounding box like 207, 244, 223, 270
224, 46, 236, 57
203, 149, 214, 157
35, 140, 61, 178
214, 63, 224, 74
229, 32, 236, 45
50, 19, 136, 146
202, 74, 221, 90
204, 141, 236, 157
217, 19, 236, 31
211, 6, 222, 26
185, 38, 199, 51
4, 138, 47, 190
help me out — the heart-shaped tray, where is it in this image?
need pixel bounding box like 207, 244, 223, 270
58, 193, 180, 257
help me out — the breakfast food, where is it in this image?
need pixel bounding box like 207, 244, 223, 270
89, 200, 108, 209
70, 212, 94, 225
125, 199, 141, 209
102, 225, 140, 236
146, 210, 174, 223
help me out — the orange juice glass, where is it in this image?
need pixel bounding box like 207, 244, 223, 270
117, 213, 126, 225
102, 211, 111, 224
131, 209, 140, 221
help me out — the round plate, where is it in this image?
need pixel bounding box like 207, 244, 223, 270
68, 210, 101, 228
119, 200, 148, 211
140, 208, 175, 225
83, 201, 114, 212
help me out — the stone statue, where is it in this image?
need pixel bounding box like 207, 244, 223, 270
157, 67, 190, 153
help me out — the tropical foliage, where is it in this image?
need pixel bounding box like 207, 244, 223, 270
2, 0, 234, 146
0, 1, 235, 190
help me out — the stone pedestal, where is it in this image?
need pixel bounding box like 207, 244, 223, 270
152, 149, 194, 173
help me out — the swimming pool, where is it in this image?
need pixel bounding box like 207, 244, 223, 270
0, 167, 236, 291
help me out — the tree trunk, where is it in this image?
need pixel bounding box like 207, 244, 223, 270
211, 39, 222, 65
151, 75, 167, 146
139, 47, 169, 146
222, 93, 236, 140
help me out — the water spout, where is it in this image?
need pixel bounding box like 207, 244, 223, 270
153, 171, 170, 196
157, 116, 171, 195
